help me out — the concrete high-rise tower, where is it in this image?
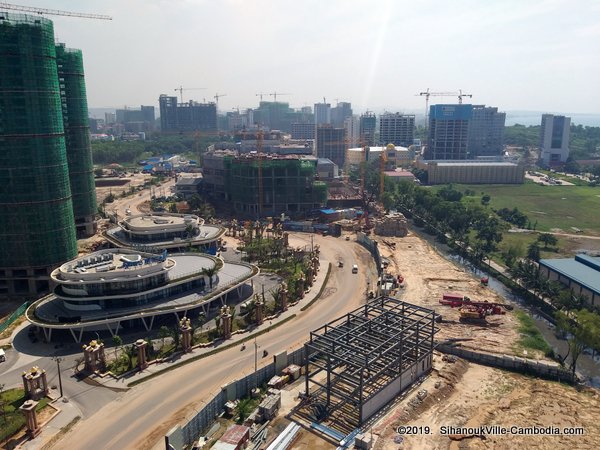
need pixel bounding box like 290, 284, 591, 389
56, 43, 97, 237
379, 113, 415, 147
0, 14, 78, 299
425, 104, 472, 160
314, 102, 331, 126
467, 105, 506, 158
540, 114, 570, 165
359, 112, 377, 146
316, 126, 346, 168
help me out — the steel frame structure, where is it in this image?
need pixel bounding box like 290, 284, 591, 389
304, 297, 439, 430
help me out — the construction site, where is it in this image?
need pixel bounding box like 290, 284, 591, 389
300, 298, 438, 434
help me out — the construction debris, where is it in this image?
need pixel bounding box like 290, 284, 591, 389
373, 213, 408, 237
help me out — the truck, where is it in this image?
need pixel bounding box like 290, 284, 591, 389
440, 293, 470, 306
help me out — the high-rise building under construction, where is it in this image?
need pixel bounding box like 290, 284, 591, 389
0, 13, 95, 299
56, 44, 98, 236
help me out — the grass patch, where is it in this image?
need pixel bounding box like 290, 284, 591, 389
128, 313, 297, 387
300, 263, 332, 311
0, 388, 49, 442
514, 310, 553, 356
447, 181, 600, 234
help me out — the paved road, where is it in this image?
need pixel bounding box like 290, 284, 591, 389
53, 233, 376, 450
110, 177, 176, 218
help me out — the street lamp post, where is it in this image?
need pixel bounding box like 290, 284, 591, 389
52, 357, 64, 398
254, 337, 259, 390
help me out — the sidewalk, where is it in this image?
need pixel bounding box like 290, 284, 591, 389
95, 258, 331, 390
21, 388, 83, 450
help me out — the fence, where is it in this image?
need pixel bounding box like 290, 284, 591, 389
357, 232, 382, 274
166, 347, 305, 450
0, 302, 29, 335
436, 342, 575, 384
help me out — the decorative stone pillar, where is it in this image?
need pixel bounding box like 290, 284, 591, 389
280, 283, 288, 312
22, 367, 49, 401
82, 340, 106, 372
180, 316, 192, 353
220, 306, 232, 340
255, 297, 264, 325
297, 275, 305, 299
20, 400, 41, 438
136, 339, 148, 370
283, 232, 289, 247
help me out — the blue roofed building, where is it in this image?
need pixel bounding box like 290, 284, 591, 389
539, 254, 600, 306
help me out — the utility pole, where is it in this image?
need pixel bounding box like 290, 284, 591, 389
254, 338, 258, 389
52, 356, 64, 398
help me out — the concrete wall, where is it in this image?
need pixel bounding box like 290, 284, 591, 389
361, 356, 431, 422
436, 343, 574, 383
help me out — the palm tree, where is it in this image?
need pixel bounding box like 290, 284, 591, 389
112, 335, 122, 360
202, 267, 218, 289
123, 345, 136, 371
271, 287, 283, 311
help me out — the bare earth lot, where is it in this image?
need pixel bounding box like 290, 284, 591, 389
377, 233, 520, 355
290, 232, 600, 450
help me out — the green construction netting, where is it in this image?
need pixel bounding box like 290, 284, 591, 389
56, 43, 97, 220
0, 14, 77, 267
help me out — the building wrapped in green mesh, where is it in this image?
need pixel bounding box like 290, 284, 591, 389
56, 44, 97, 236
224, 155, 327, 216
0, 14, 77, 298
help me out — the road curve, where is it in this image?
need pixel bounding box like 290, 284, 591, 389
54, 233, 376, 450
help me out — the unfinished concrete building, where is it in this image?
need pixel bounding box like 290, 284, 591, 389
303, 297, 438, 432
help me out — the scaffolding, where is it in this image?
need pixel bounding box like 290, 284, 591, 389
56, 43, 97, 236
0, 13, 77, 270
303, 297, 438, 433
224, 155, 327, 216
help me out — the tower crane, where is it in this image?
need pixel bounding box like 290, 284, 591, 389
255, 92, 268, 102
174, 86, 206, 103
417, 89, 459, 129
457, 89, 473, 104
0, 2, 112, 20
213, 93, 227, 105
269, 92, 290, 102
417, 89, 474, 128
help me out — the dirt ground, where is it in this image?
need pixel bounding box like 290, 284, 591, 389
375, 233, 521, 356
372, 355, 600, 450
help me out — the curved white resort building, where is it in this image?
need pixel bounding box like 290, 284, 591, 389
26, 248, 258, 342
105, 213, 225, 252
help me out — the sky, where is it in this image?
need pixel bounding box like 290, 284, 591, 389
13, 0, 600, 116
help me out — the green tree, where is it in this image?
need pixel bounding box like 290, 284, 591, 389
481, 194, 491, 206
112, 335, 122, 360
236, 398, 254, 424
170, 326, 181, 351
537, 233, 558, 249
381, 192, 396, 211
527, 242, 541, 261
556, 310, 600, 378
123, 345, 136, 371
169, 202, 178, 213
158, 326, 170, 350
